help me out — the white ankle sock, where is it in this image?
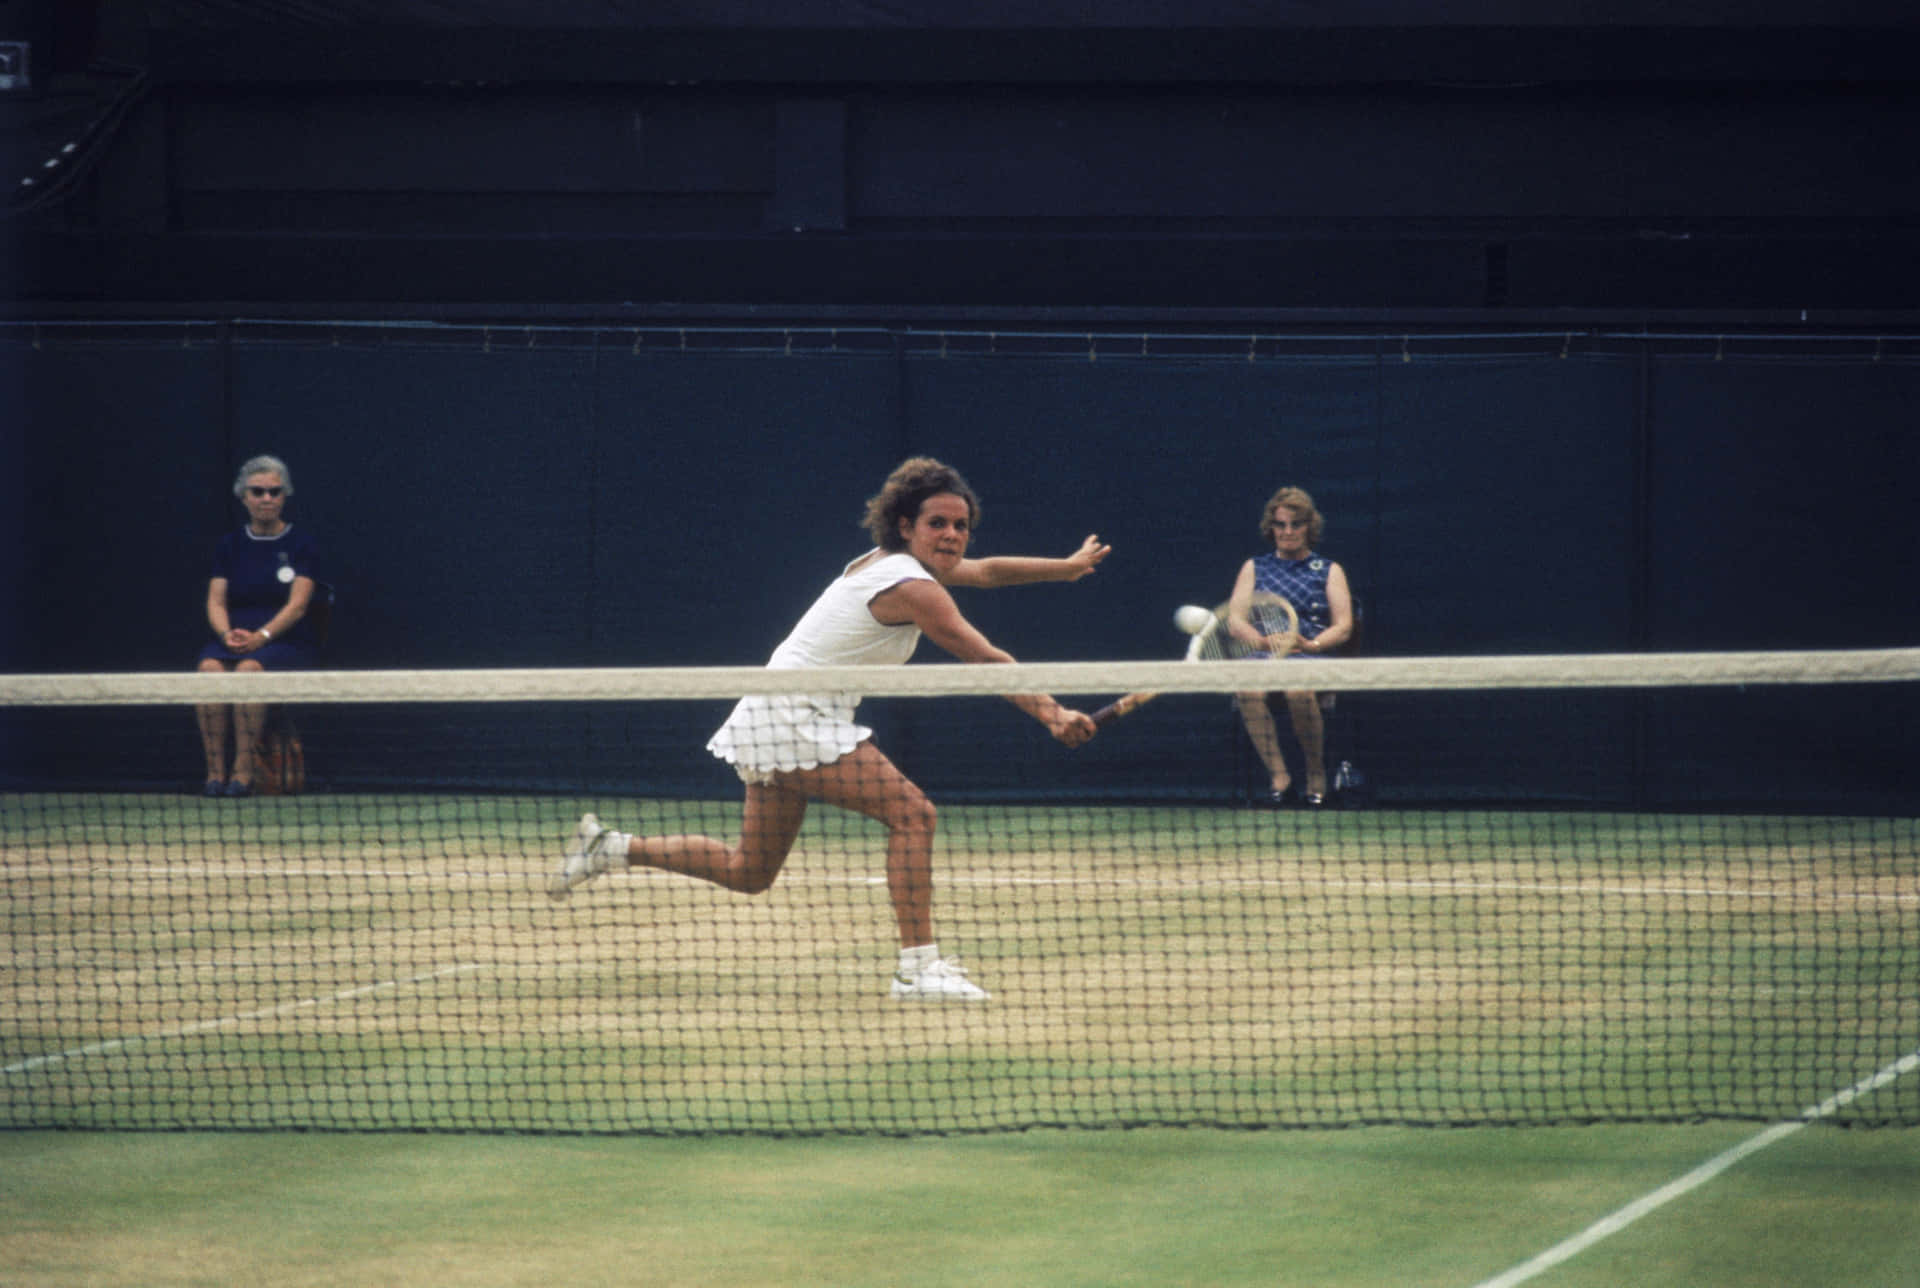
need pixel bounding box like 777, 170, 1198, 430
899, 943, 939, 975
600, 831, 632, 869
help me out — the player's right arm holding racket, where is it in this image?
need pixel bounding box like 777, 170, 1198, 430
879, 577, 1096, 747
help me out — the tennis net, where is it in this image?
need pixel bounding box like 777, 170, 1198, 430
4, 651, 1918, 1134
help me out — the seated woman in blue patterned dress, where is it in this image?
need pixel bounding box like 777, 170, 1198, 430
194, 454, 323, 797
1225, 486, 1353, 807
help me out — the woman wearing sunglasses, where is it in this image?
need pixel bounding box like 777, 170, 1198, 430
194, 454, 323, 797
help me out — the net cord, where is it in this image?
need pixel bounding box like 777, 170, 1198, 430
4, 647, 1918, 706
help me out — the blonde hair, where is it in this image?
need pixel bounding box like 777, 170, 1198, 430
1258, 485, 1323, 547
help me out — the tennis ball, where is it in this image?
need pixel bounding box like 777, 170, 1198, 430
1173, 605, 1213, 635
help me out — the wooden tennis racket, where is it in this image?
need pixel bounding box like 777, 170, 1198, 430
1221, 589, 1301, 663
1090, 592, 1299, 728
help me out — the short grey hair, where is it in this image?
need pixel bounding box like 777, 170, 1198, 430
233, 454, 294, 498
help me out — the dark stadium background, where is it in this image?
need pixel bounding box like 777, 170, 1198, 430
5, 2, 1917, 808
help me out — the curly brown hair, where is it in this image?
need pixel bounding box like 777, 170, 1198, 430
863, 456, 982, 550
1258, 485, 1324, 548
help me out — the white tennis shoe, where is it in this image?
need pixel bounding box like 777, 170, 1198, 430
547, 812, 614, 900
890, 957, 991, 1002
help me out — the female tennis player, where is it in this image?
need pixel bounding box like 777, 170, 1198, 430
1229, 485, 1353, 806
549, 457, 1110, 1001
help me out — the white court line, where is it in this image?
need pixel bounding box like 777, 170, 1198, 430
2, 963, 486, 1077
846, 871, 1917, 906
34, 864, 1920, 907
1469, 1047, 1920, 1288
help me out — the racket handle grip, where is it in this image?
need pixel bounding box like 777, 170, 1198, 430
1091, 692, 1155, 727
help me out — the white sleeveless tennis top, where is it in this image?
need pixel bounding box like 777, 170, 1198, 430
706, 551, 932, 778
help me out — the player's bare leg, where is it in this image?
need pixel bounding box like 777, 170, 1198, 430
550, 785, 807, 899
1236, 692, 1292, 796
790, 742, 982, 999
627, 783, 809, 893
549, 742, 982, 998
784, 742, 937, 947
552, 746, 926, 913
1284, 689, 1329, 801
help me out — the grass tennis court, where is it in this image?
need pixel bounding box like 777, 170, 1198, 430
3, 1123, 1918, 1286
6, 793, 1916, 1134
4, 791, 1918, 1284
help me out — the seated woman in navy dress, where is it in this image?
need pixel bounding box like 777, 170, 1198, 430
1226, 486, 1353, 806
195, 454, 322, 796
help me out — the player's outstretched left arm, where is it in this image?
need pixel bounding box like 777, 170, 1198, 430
947, 534, 1110, 589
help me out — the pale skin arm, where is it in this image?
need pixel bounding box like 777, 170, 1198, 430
870, 578, 1096, 746
1225, 560, 1297, 654
1297, 563, 1353, 655
205, 579, 231, 641
944, 534, 1110, 589
1224, 559, 1353, 655
208, 576, 315, 653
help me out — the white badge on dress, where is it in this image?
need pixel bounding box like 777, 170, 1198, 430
277, 565, 295, 584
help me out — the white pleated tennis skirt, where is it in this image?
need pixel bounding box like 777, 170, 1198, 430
706, 692, 868, 785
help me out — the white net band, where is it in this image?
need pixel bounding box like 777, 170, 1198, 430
6, 647, 1919, 706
